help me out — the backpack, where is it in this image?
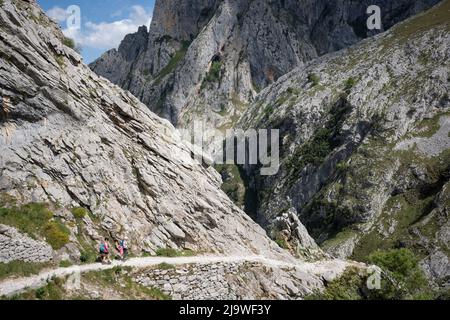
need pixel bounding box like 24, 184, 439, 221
120, 240, 128, 249
99, 243, 108, 254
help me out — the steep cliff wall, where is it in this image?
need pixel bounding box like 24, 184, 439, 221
91, 0, 440, 132
238, 0, 450, 289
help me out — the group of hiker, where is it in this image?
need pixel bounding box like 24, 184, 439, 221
98, 237, 129, 264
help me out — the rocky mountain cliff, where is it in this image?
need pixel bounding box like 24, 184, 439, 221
0, 0, 296, 264
1, 0, 449, 300
0, 1, 375, 300
90, 0, 439, 136
88, 0, 450, 297
238, 0, 450, 291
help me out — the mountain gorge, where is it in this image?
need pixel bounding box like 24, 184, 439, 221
91, 0, 440, 134
238, 0, 450, 292
0, 0, 293, 259
0, 0, 449, 300
90, 0, 450, 296
0, 0, 370, 300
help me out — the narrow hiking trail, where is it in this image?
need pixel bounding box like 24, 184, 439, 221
0, 255, 359, 297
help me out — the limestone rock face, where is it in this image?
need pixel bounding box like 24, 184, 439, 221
90, 0, 440, 134
0, 0, 290, 261
89, 26, 150, 87
238, 1, 450, 288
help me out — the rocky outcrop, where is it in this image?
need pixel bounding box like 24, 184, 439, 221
418, 180, 450, 289
90, 0, 440, 137
0, 225, 53, 263
88, 26, 150, 87
238, 0, 450, 288
134, 260, 328, 300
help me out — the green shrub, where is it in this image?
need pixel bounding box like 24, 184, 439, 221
263, 104, 275, 118
143, 287, 172, 300
202, 61, 222, 87
344, 77, 357, 91
79, 250, 96, 263
308, 73, 321, 86
275, 238, 288, 249
336, 161, 350, 173
43, 221, 70, 250
33, 278, 65, 300
368, 248, 429, 300
306, 267, 366, 300
63, 37, 76, 50
71, 207, 88, 220
59, 260, 72, 268
158, 262, 175, 270
155, 248, 195, 257
61, 37, 81, 53
35, 287, 46, 300
55, 55, 65, 68
286, 87, 300, 96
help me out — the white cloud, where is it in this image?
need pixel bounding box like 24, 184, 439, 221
47, 6, 69, 23
62, 6, 152, 50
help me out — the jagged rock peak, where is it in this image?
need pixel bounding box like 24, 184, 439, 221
90, 0, 441, 131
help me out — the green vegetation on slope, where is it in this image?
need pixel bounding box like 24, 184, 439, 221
306, 267, 367, 300
155, 248, 196, 257
62, 37, 76, 50
215, 164, 258, 219
387, 0, 450, 46
154, 41, 191, 84
285, 96, 352, 185
308, 249, 431, 300
0, 261, 51, 281
351, 145, 450, 261
83, 267, 171, 300
215, 164, 246, 208
71, 207, 88, 220
306, 108, 450, 249
202, 60, 222, 89
5, 267, 171, 300
0, 202, 70, 250
368, 249, 431, 300
308, 73, 321, 87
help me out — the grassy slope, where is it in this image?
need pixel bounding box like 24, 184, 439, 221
4, 267, 171, 300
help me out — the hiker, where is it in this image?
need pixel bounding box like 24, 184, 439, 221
120, 237, 129, 261
99, 238, 111, 264
115, 240, 124, 260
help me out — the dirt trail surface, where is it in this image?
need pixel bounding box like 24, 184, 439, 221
0, 255, 359, 297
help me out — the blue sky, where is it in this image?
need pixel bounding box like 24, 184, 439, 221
37, 0, 155, 63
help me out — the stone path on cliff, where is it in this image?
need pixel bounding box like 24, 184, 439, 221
0, 255, 357, 297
